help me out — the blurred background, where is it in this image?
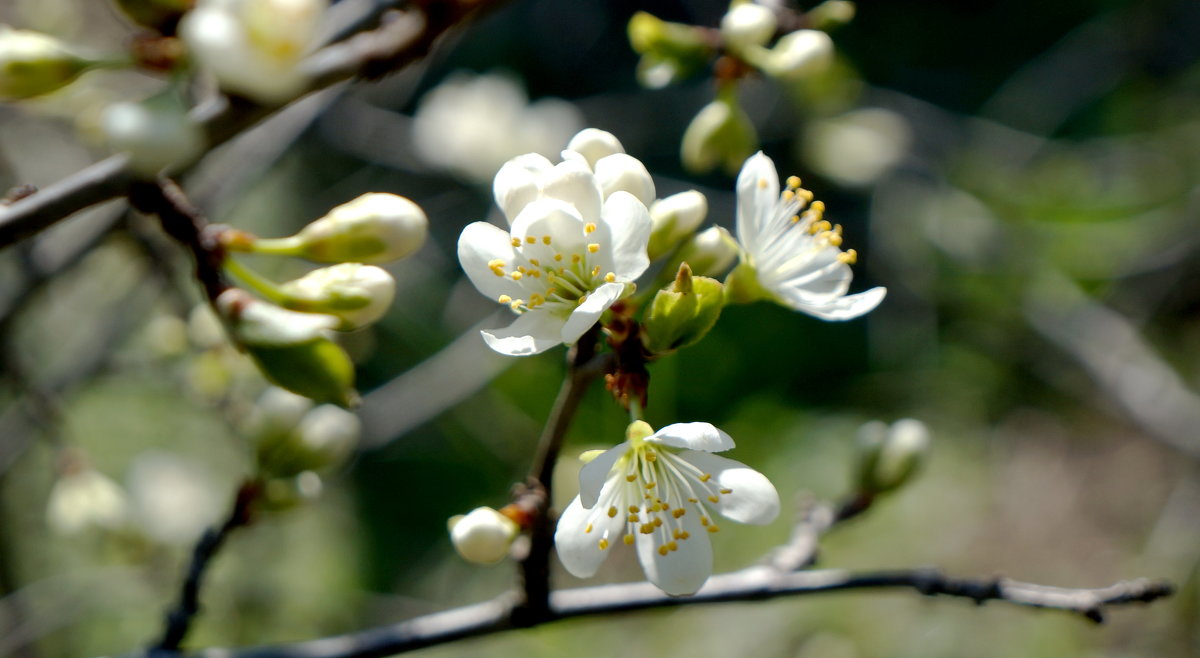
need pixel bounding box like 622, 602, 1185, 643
1, 0, 1198, 656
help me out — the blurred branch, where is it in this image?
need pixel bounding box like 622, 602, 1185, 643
127, 180, 229, 305
765, 492, 874, 572
0, 0, 505, 251
188, 566, 1172, 658
152, 481, 263, 654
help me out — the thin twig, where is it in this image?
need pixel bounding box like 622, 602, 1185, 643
152, 481, 262, 654
514, 330, 602, 623
127, 180, 229, 305
186, 567, 1173, 658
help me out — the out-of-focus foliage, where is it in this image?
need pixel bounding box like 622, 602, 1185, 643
1, 0, 1199, 657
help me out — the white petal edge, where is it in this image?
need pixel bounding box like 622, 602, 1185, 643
577, 442, 628, 509
457, 221, 523, 301
599, 191, 652, 279
594, 153, 656, 207
776, 286, 887, 321
635, 505, 712, 596
677, 451, 780, 525
560, 281, 626, 345
481, 311, 565, 356
494, 153, 553, 224
734, 151, 779, 253
541, 159, 603, 223
554, 490, 625, 579
646, 422, 734, 453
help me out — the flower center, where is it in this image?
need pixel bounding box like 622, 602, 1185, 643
486, 222, 618, 314
589, 444, 734, 556
758, 174, 858, 266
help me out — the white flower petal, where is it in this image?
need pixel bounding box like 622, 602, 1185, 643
481, 311, 565, 355
764, 248, 852, 302
635, 506, 712, 596
494, 153, 553, 224
541, 159, 603, 223
734, 152, 779, 254
594, 153, 656, 207
567, 128, 625, 168
677, 451, 780, 525
578, 441, 628, 508
457, 221, 524, 301
599, 191, 652, 279
560, 281, 626, 345
510, 198, 588, 259
554, 487, 626, 578
776, 285, 886, 321
646, 422, 734, 453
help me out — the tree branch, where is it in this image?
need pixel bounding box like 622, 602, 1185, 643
186, 567, 1172, 658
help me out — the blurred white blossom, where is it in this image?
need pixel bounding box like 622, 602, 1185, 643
46, 467, 128, 535
126, 452, 223, 545
413, 71, 583, 183
803, 108, 912, 187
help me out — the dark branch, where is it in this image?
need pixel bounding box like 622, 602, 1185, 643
152, 481, 262, 654
187, 567, 1173, 658
127, 180, 229, 304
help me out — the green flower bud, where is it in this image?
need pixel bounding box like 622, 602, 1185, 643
681, 88, 757, 175
720, 2, 778, 53
248, 193, 428, 264
642, 263, 725, 355
854, 418, 930, 496
673, 226, 739, 278
278, 263, 395, 331
627, 11, 713, 89
648, 190, 708, 261
102, 91, 205, 176
0, 28, 93, 100
256, 403, 361, 478
217, 289, 358, 407
448, 507, 519, 565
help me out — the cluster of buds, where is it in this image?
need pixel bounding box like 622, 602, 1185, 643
628, 1, 849, 174
216, 193, 428, 406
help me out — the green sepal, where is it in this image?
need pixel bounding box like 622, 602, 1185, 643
247, 337, 359, 408
643, 264, 725, 355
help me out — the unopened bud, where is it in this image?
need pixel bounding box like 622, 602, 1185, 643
681, 90, 757, 175
102, 92, 205, 175
283, 194, 428, 264
754, 30, 834, 80
278, 263, 395, 331
648, 190, 708, 260
46, 467, 128, 535
217, 289, 358, 407
566, 128, 625, 169
627, 11, 712, 89
448, 507, 519, 565
594, 153, 655, 206
720, 3, 778, 53
855, 418, 930, 495
0, 28, 93, 100
672, 225, 738, 278
257, 403, 361, 477
642, 263, 725, 355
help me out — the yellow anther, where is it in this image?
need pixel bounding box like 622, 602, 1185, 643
546, 287, 557, 297
833, 223, 843, 235
672, 529, 684, 540
626, 474, 637, 482
510, 271, 523, 280
667, 541, 679, 552
587, 243, 600, 254
571, 254, 582, 264
604, 272, 616, 283
707, 495, 720, 503
790, 215, 801, 224
688, 497, 699, 503
498, 295, 512, 304
577, 295, 588, 306
786, 175, 802, 189
707, 524, 720, 533
624, 534, 634, 545
814, 220, 832, 233
628, 505, 640, 514
838, 249, 858, 265
827, 233, 843, 247
640, 524, 655, 534
700, 517, 710, 526
644, 449, 656, 462
591, 265, 601, 277
488, 259, 505, 276
585, 523, 593, 534
644, 481, 657, 489
529, 293, 545, 307
542, 235, 552, 245
607, 506, 618, 518
599, 538, 609, 550
554, 254, 563, 262
528, 258, 539, 266
758, 179, 768, 189
672, 508, 686, 518
798, 188, 814, 202
511, 238, 521, 248
526, 236, 537, 244
782, 189, 795, 202
699, 473, 711, 483
529, 270, 541, 278
719, 488, 732, 494
811, 200, 826, 213
517, 266, 527, 274
584, 222, 597, 234
657, 545, 669, 556
650, 503, 662, 512
509, 299, 524, 311
628, 513, 639, 523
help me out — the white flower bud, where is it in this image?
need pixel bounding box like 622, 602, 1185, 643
855, 418, 931, 495
292, 193, 428, 264
648, 190, 708, 260
594, 153, 656, 206
566, 128, 625, 169
720, 3, 778, 52
126, 452, 222, 545
46, 468, 128, 535
244, 386, 314, 440
675, 225, 739, 277
0, 28, 91, 100
293, 405, 361, 467
760, 29, 834, 80
681, 94, 757, 175
448, 507, 519, 565
217, 288, 340, 347
102, 94, 205, 176
279, 263, 396, 331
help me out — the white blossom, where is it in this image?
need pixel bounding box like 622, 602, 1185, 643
555, 421, 779, 596
448, 507, 520, 565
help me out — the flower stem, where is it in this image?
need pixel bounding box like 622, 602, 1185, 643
222, 257, 288, 304
248, 236, 306, 257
